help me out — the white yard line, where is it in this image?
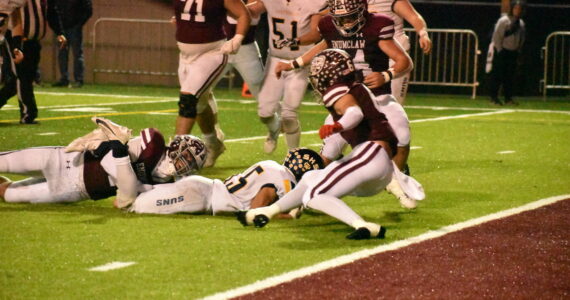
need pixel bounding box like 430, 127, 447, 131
201, 194, 570, 300
88, 261, 136, 272
1, 92, 567, 115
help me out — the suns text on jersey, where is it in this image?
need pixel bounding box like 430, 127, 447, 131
331, 39, 365, 49
156, 196, 184, 206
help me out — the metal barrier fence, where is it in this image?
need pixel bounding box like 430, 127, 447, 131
405, 28, 481, 99
91, 18, 235, 87
542, 31, 570, 99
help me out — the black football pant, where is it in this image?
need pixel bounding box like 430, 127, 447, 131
0, 38, 41, 123
489, 49, 518, 102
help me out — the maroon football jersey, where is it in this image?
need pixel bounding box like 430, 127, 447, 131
324, 83, 398, 154
319, 12, 395, 96
83, 128, 170, 200
174, 0, 226, 44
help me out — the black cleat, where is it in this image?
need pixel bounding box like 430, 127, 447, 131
236, 211, 249, 226
346, 227, 371, 240
253, 214, 270, 228
346, 226, 387, 240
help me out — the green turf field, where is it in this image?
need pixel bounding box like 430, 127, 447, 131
1, 85, 569, 299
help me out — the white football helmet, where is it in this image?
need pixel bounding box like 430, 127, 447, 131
167, 135, 207, 176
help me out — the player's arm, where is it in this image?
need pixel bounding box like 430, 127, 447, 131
245, 0, 266, 19
393, 0, 431, 54
319, 94, 364, 139
364, 39, 413, 89
275, 39, 327, 79
98, 141, 139, 209
250, 186, 278, 209
222, 0, 251, 54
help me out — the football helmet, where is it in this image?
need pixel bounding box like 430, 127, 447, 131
328, 0, 367, 37
167, 135, 207, 176
283, 148, 325, 181
309, 49, 356, 96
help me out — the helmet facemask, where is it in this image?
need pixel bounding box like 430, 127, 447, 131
329, 0, 366, 37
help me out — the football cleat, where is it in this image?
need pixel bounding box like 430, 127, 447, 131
91, 116, 132, 144
203, 138, 225, 168
64, 128, 108, 153
386, 177, 417, 209
346, 225, 386, 240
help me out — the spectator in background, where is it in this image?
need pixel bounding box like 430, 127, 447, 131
0, 0, 65, 124
51, 0, 91, 88
487, 0, 526, 106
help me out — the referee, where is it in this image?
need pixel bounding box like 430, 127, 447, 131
0, 0, 64, 124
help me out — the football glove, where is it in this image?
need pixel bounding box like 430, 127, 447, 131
319, 122, 343, 139
94, 140, 129, 158
275, 38, 299, 49
220, 34, 244, 54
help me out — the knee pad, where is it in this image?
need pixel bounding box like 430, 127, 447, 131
178, 94, 198, 118
281, 118, 299, 134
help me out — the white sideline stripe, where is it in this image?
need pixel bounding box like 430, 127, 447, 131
36, 132, 59, 136
410, 146, 423, 150
202, 194, 570, 300
88, 261, 136, 272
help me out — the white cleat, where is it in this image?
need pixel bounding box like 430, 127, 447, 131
263, 129, 280, 154
203, 138, 226, 168
91, 116, 132, 143
386, 177, 417, 209
64, 128, 108, 153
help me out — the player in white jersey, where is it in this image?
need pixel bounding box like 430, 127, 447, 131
128, 148, 324, 215
247, 0, 327, 153
367, 0, 431, 104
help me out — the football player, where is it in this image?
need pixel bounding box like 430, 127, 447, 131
246, 0, 327, 153
0, 118, 207, 208
274, 0, 417, 207
367, 0, 432, 104
126, 148, 324, 216
173, 0, 250, 168
238, 49, 424, 240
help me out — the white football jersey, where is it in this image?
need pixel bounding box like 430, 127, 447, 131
262, 0, 327, 59
367, 0, 404, 36
211, 160, 296, 214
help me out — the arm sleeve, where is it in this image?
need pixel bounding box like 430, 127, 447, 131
46, 0, 64, 35
114, 156, 139, 209
337, 105, 364, 131
492, 18, 506, 52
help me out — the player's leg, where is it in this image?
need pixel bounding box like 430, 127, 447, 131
391, 34, 412, 105
373, 94, 411, 171
320, 114, 349, 165
232, 43, 264, 98
0, 42, 18, 109
0, 147, 56, 175
129, 176, 213, 214
175, 41, 228, 136
281, 67, 309, 149
258, 57, 285, 153
303, 142, 392, 239
198, 93, 226, 168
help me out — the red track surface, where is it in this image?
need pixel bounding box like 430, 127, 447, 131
236, 199, 570, 299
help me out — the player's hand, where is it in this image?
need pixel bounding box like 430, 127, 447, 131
220, 34, 244, 54
57, 35, 67, 49
275, 61, 293, 79
12, 49, 24, 64
419, 34, 432, 54
319, 122, 343, 139
93, 140, 128, 158
363, 72, 386, 89
275, 38, 299, 49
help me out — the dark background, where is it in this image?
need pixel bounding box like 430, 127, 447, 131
157, 0, 570, 97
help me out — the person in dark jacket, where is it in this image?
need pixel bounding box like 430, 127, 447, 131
0, 0, 65, 124
51, 0, 91, 88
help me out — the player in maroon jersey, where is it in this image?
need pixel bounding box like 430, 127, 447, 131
0, 118, 207, 208
173, 0, 250, 168
239, 49, 423, 240
274, 0, 417, 208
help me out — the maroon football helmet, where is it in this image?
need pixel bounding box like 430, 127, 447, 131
309, 49, 356, 96
328, 0, 367, 37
